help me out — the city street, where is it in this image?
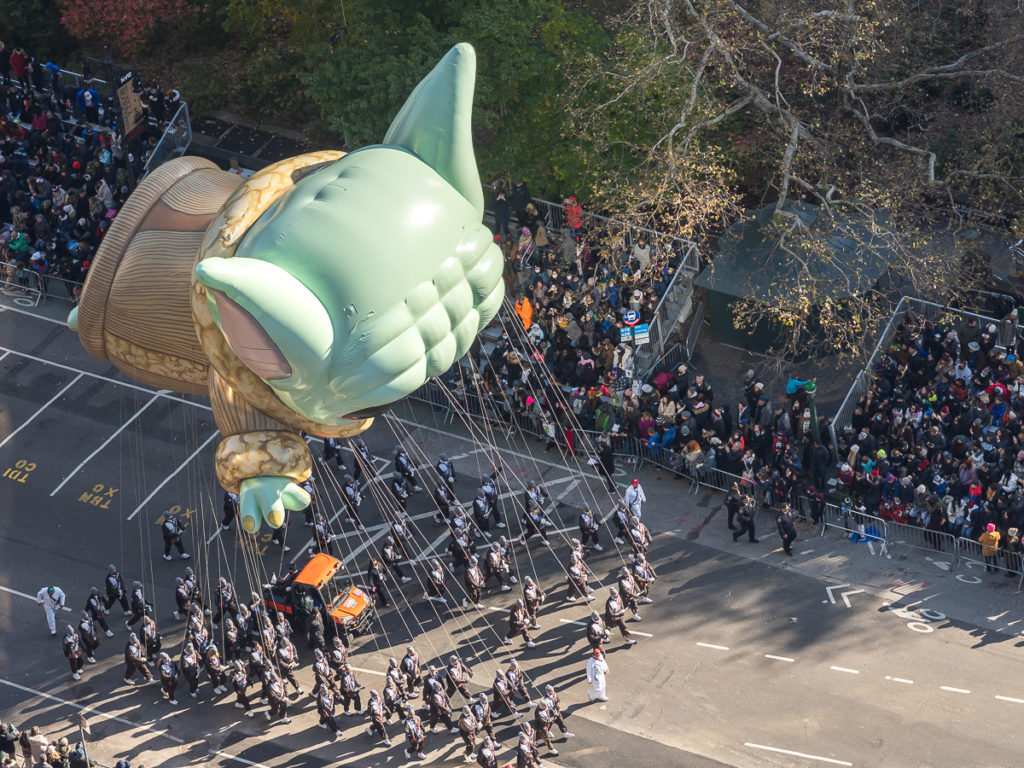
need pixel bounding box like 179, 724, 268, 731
0, 304, 1022, 768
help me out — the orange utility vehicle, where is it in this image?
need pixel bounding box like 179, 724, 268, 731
262, 552, 375, 639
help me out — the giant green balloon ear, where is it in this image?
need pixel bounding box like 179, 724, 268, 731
383, 42, 484, 218
195, 257, 334, 386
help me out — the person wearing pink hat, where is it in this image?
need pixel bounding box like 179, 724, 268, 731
979, 523, 1001, 573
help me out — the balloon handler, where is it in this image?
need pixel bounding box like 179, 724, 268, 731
68, 44, 503, 534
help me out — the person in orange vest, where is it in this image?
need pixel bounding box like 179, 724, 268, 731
564, 196, 583, 236
514, 295, 533, 330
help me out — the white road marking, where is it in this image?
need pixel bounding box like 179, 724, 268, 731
0, 344, 211, 411
342, 527, 393, 565
349, 666, 386, 677
0, 373, 82, 449
414, 531, 451, 563
884, 676, 913, 685
764, 654, 795, 663
0, 585, 73, 611
50, 393, 161, 496
830, 666, 859, 675
555, 479, 579, 501
695, 642, 729, 651
128, 431, 219, 521
744, 743, 853, 766
940, 686, 970, 694
995, 695, 1024, 703
0, 677, 282, 768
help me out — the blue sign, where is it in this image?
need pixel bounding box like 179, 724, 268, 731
623, 310, 639, 326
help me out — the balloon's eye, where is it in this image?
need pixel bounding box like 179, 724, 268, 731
345, 404, 391, 419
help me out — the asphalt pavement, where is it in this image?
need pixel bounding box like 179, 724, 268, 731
0, 299, 1022, 768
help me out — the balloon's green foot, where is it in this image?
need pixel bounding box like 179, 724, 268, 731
67, 306, 79, 332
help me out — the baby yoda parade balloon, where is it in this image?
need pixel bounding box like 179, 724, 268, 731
68, 44, 504, 533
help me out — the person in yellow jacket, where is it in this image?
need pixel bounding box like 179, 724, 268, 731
514, 295, 533, 330
979, 522, 1001, 572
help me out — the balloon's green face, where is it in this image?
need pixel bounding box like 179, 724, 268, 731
194, 43, 504, 425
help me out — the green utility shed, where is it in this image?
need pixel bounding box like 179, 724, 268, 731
694, 202, 895, 354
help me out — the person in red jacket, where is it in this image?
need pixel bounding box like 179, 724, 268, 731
9, 46, 29, 83
564, 196, 583, 236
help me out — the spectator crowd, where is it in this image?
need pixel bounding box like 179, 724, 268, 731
0, 719, 94, 768
0, 40, 180, 300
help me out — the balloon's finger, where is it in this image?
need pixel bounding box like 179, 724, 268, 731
265, 496, 286, 529
239, 492, 263, 534
281, 484, 311, 511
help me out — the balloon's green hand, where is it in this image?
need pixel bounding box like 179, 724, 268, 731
239, 476, 310, 533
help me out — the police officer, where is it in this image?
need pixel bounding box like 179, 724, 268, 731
458, 704, 479, 762
77, 610, 99, 664
365, 690, 391, 746
777, 503, 797, 556
63, 626, 85, 681
104, 565, 130, 615
522, 576, 545, 630
446, 655, 472, 701
436, 452, 456, 490
316, 683, 340, 739
504, 598, 536, 648
161, 511, 189, 560
403, 705, 426, 759
84, 587, 114, 637
462, 555, 485, 609
425, 558, 448, 605
321, 436, 347, 470
578, 505, 603, 552
123, 632, 152, 684
343, 474, 364, 528
366, 557, 391, 608
733, 495, 759, 543
394, 445, 423, 491
604, 588, 637, 645
725, 483, 742, 530
222, 491, 239, 530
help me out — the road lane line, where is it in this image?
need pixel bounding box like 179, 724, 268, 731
830, 666, 859, 675
50, 393, 160, 496
696, 642, 729, 651
0, 344, 211, 410
996, 695, 1024, 703
940, 686, 970, 694
744, 743, 853, 766
0, 373, 82, 449
0, 677, 281, 768
129, 431, 220, 521
557, 617, 653, 638
885, 676, 913, 685
350, 666, 386, 677
764, 654, 795, 663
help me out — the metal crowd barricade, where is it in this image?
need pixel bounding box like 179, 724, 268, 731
143, 102, 193, 177
1, 276, 42, 307
956, 537, 1024, 586
885, 520, 957, 563
819, 502, 887, 545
